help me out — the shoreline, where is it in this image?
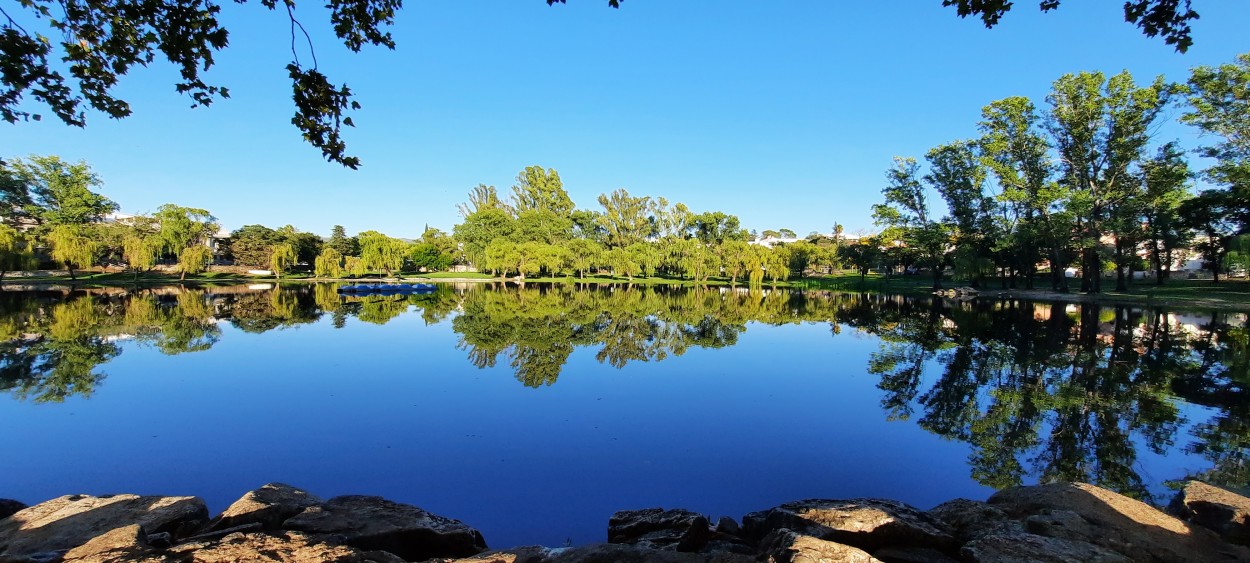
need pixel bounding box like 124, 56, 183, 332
1, 481, 1246, 562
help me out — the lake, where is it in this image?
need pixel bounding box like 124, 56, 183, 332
0, 283, 1245, 548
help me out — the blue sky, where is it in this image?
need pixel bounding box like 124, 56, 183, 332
4, 1, 1248, 238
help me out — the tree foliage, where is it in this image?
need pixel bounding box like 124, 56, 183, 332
942, 0, 1201, 52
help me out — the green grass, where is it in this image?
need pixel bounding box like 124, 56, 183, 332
407, 271, 496, 279
1103, 278, 1250, 306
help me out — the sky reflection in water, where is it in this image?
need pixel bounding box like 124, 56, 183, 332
0, 283, 1244, 547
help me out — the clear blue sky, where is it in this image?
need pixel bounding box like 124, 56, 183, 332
4, 1, 1248, 238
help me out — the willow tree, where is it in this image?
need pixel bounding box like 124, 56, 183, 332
0, 225, 35, 281
121, 235, 161, 279
315, 247, 345, 278
597, 188, 654, 248
358, 231, 406, 277
178, 246, 213, 280
155, 204, 218, 260
47, 225, 100, 280
270, 243, 297, 279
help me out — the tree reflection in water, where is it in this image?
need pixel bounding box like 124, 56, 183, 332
0, 283, 1245, 500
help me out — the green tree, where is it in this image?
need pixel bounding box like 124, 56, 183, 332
606, 246, 640, 281
227, 225, 281, 268
514, 209, 574, 244
454, 208, 516, 268
0, 224, 35, 281
1179, 190, 1238, 282
1184, 52, 1250, 233
154, 204, 218, 259
691, 211, 746, 244
926, 141, 995, 287
270, 243, 297, 279
627, 242, 661, 278
7, 156, 117, 231
1045, 70, 1174, 293
458, 184, 508, 217
510, 166, 574, 216
597, 188, 654, 248
357, 231, 406, 277
841, 238, 882, 281
873, 157, 950, 289
0, 163, 33, 227
121, 234, 161, 279
718, 240, 753, 285
177, 245, 212, 280
46, 225, 101, 280
566, 239, 604, 278
1139, 142, 1193, 284
315, 247, 345, 278
327, 225, 360, 257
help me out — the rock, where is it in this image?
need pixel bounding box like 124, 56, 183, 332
926, 499, 1021, 543
0, 494, 208, 559
61, 525, 150, 562
871, 546, 960, 563
988, 482, 1250, 562
159, 531, 407, 563
184, 522, 264, 543
437, 543, 757, 562
145, 532, 172, 548
1168, 480, 1250, 544
742, 498, 955, 552
607, 508, 712, 552
283, 495, 486, 561
714, 516, 740, 536
0, 499, 27, 520
960, 531, 1131, 563
210, 482, 323, 532
759, 528, 882, 563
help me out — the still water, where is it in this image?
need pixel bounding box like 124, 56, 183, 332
0, 283, 1245, 547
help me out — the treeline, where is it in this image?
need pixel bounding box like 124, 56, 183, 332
869, 52, 1250, 293
0, 156, 219, 280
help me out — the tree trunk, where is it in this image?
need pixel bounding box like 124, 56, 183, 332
68, 266, 76, 281
932, 267, 942, 290
1114, 240, 1128, 292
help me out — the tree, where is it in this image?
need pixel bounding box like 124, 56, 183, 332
177, 245, 212, 280
719, 240, 753, 285
1179, 190, 1237, 282
510, 166, 574, 216
926, 140, 995, 287
270, 243, 297, 279
0, 163, 33, 226
453, 208, 516, 268
154, 204, 218, 259
943, 0, 1201, 52
315, 247, 345, 278
357, 230, 406, 277
227, 225, 281, 268
627, 242, 661, 278
1139, 142, 1193, 284
691, 211, 746, 244
458, 184, 508, 217
778, 228, 797, 239
327, 225, 360, 257
277, 225, 323, 265
841, 238, 882, 281
7, 156, 117, 230
0, 224, 34, 281
1045, 70, 1174, 293
566, 239, 604, 279
873, 157, 950, 289
46, 225, 100, 280
597, 188, 654, 248
121, 234, 160, 279
1184, 52, 1250, 233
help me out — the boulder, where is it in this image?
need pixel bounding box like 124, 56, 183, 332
436, 543, 757, 562
61, 524, 150, 562
607, 508, 712, 552
988, 482, 1250, 562
159, 531, 407, 563
926, 499, 1021, 543
283, 495, 486, 561
0, 494, 208, 559
870, 546, 960, 563
742, 498, 955, 552
210, 483, 323, 532
960, 531, 1131, 563
1168, 480, 1250, 544
0, 499, 27, 520
759, 528, 882, 563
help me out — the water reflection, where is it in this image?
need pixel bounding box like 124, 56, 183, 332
0, 284, 1246, 500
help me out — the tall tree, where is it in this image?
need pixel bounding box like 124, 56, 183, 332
597, 188, 654, 248
154, 204, 218, 259
458, 184, 508, 218
227, 225, 281, 268
873, 157, 950, 289
453, 208, 516, 268
46, 225, 100, 280
0, 224, 34, 281
357, 230, 406, 277
7, 156, 117, 230
1045, 70, 1174, 293
1139, 142, 1193, 284
327, 225, 360, 257
942, 0, 1201, 52
1179, 190, 1237, 282
510, 166, 573, 217
926, 140, 995, 287
270, 243, 297, 279
1184, 52, 1250, 233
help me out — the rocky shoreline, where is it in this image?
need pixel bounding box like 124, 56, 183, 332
1, 481, 1248, 562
